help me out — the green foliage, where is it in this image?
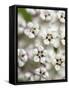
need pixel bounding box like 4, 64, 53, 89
18, 8, 32, 22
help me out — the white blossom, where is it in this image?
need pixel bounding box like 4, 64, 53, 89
40, 10, 56, 22
18, 49, 28, 67
52, 53, 65, 71
24, 22, 40, 38
33, 45, 47, 64
40, 27, 60, 48
57, 11, 65, 23
34, 66, 49, 80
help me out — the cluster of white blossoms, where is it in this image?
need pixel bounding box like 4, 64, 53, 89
18, 8, 65, 81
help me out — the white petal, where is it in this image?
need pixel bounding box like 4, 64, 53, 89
28, 32, 35, 38
34, 68, 40, 75
18, 49, 20, 56
40, 13, 45, 20
33, 48, 38, 55
34, 56, 39, 62
38, 45, 44, 51
24, 28, 30, 36
61, 39, 65, 45
45, 16, 52, 21
41, 57, 46, 64
55, 65, 61, 71
27, 22, 33, 28
60, 18, 65, 23
41, 66, 46, 72
34, 29, 39, 35
52, 59, 56, 65
44, 72, 49, 78
43, 50, 47, 56
18, 59, 25, 67
44, 39, 49, 45
62, 62, 65, 67
23, 55, 28, 62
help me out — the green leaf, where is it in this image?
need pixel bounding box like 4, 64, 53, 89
18, 8, 32, 22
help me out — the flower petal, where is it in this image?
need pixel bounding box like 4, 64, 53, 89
18, 58, 25, 67
41, 57, 46, 64
34, 56, 40, 62
44, 39, 49, 45
55, 65, 60, 71
61, 39, 65, 46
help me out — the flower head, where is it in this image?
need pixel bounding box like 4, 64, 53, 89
24, 22, 40, 38
34, 66, 49, 80
33, 45, 47, 64
57, 11, 65, 23
40, 27, 60, 48
52, 53, 65, 71
40, 10, 54, 22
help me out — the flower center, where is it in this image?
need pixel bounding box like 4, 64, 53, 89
21, 54, 25, 57
56, 58, 63, 66
37, 50, 44, 58
46, 33, 53, 41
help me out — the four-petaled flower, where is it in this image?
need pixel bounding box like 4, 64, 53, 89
40, 28, 60, 48
24, 22, 40, 38
33, 45, 47, 64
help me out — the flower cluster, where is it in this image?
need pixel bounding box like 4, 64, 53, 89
18, 8, 65, 81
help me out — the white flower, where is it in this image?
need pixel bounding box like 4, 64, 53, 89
26, 9, 40, 16
57, 11, 65, 23
52, 53, 65, 71
18, 49, 28, 67
40, 10, 55, 22
40, 28, 60, 48
33, 45, 47, 64
34, 66, 49, 80
24, 22, 40, 38
18, 14, 26, 34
